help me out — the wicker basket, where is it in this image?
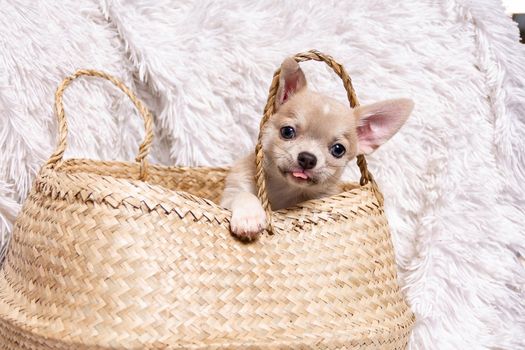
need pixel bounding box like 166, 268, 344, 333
0, 50, 414, 349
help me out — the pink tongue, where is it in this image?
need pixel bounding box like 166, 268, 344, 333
292, 171, 308, 179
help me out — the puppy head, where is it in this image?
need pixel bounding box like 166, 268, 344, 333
262, 57, 414, 190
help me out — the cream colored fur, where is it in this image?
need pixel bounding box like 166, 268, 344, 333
221, 58, 413, 241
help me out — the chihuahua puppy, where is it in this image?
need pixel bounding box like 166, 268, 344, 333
221, 57, 414, 241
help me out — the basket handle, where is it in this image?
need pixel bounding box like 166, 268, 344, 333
46, 69, 154, 180
255, 50, 372, 232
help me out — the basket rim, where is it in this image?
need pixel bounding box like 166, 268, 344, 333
35, 158, 380, 228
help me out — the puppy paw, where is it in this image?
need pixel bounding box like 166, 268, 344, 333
230, 200, 267, 242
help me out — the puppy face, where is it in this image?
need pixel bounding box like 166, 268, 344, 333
263, 89, 358, 189
262, 57, 414, 190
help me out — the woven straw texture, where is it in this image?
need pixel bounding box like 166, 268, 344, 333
0, 50, 414, 349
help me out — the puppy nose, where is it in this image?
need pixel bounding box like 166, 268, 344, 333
297, 152, 317, 170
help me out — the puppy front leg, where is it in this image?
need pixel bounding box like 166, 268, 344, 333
229, 192, 266, 241
221, 154, 267, 241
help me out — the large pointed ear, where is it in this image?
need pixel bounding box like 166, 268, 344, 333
355, 98, 414, 155
275, 57, 307, 110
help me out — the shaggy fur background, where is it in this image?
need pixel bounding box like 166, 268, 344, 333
1, 0, 524, 348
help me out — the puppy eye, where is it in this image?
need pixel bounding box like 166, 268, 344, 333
330, 143, 346, 158
280, 126, 296, 140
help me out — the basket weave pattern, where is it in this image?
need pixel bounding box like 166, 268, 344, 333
0, 51, 414, 349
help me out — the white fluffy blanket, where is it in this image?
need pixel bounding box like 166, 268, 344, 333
1, 0, 524, 348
